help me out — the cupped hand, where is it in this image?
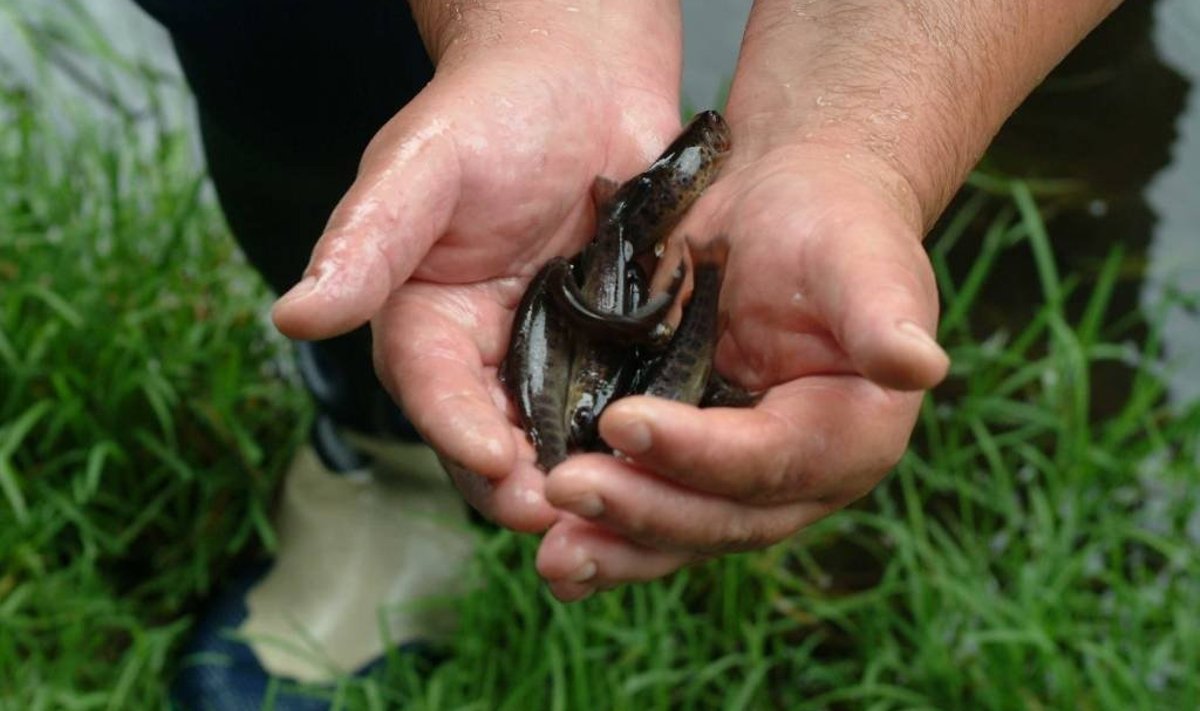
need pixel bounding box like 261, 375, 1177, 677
536, 143, 951, 600
271, 15, 683, 533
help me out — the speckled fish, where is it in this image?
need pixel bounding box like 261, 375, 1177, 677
560, 260, 654, 451
638, 238, 729, 405
563, 111, 731, 449
604, 110, 733, 255
501, 258, 573, 471
554, 110, 731, 324
701, 371, 762, 408
546, 257, 684, 346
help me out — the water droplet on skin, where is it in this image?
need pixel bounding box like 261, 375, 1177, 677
518, 487, 541, 506
814, 95, 832, 108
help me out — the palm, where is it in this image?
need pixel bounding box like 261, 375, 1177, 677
358, 61, 681, 530
682, 147, 941, 397
371, 62, 680, 284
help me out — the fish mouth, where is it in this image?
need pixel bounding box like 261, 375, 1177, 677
689, 110, 732, 154
666, 110, 732, 159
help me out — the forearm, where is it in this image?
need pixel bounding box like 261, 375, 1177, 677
727, 0, 1122, 229
408, 0, 683, 93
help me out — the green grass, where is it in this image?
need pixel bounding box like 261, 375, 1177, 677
3, 5, 1200, 710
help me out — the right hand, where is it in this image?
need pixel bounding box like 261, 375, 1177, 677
271, 1, 685, 533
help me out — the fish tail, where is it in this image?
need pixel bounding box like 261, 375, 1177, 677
686, 234, 731, 270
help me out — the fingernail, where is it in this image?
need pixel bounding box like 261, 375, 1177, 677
609, 418, 652, 455
276, 275, 318, 306
896, 320, 946, 357
565, 492, 604, 518
569, 560, 597, 583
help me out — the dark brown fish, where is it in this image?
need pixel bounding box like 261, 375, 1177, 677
562, 261, 675, 450
638, 238, 730, 405
502, 110, 733, 465
546, 258, 683, 346
501, 258, 573, 471
701, 371, 762, 408
605, 110, 732, 255
563, 112, 731, 448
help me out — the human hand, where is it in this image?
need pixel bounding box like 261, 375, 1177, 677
534, 0, 1120, 600
271, 1, 684, 533
535, 141, 948, 599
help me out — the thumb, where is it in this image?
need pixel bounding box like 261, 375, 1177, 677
271, 110, 460, 340
812, 222, 949, 391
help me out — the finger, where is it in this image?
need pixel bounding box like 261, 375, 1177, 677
373, 286, 516, 480
808, 222, 948, 390
441, 457, 558, 533
544, 454, 829, 555
536, 514, 695, 601
599, 377, 919, 505
272, 104, 460, 340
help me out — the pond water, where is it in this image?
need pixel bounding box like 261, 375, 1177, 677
685, 0, 1200, 409
980, 0, 1200, 408
5, 0, 1198, 405
1145, 0, 1200, 404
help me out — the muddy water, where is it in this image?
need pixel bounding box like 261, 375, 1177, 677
959, 0, 1198, 411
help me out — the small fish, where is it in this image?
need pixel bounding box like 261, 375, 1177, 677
561, 261, 678, 451
502, 111, 732, 467
546, 258, 684, 346
502, 258, 573, 471
554, 110, 731, 327
606, 110, 732, 255
637, 237, 730, 406
700, 371, 762, 408
563, 112, 731, 447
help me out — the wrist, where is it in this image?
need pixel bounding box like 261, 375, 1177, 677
725, 0, 1120, 230
408, 0, 683, 95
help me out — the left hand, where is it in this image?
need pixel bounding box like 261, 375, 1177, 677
535, 141, 950, 600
